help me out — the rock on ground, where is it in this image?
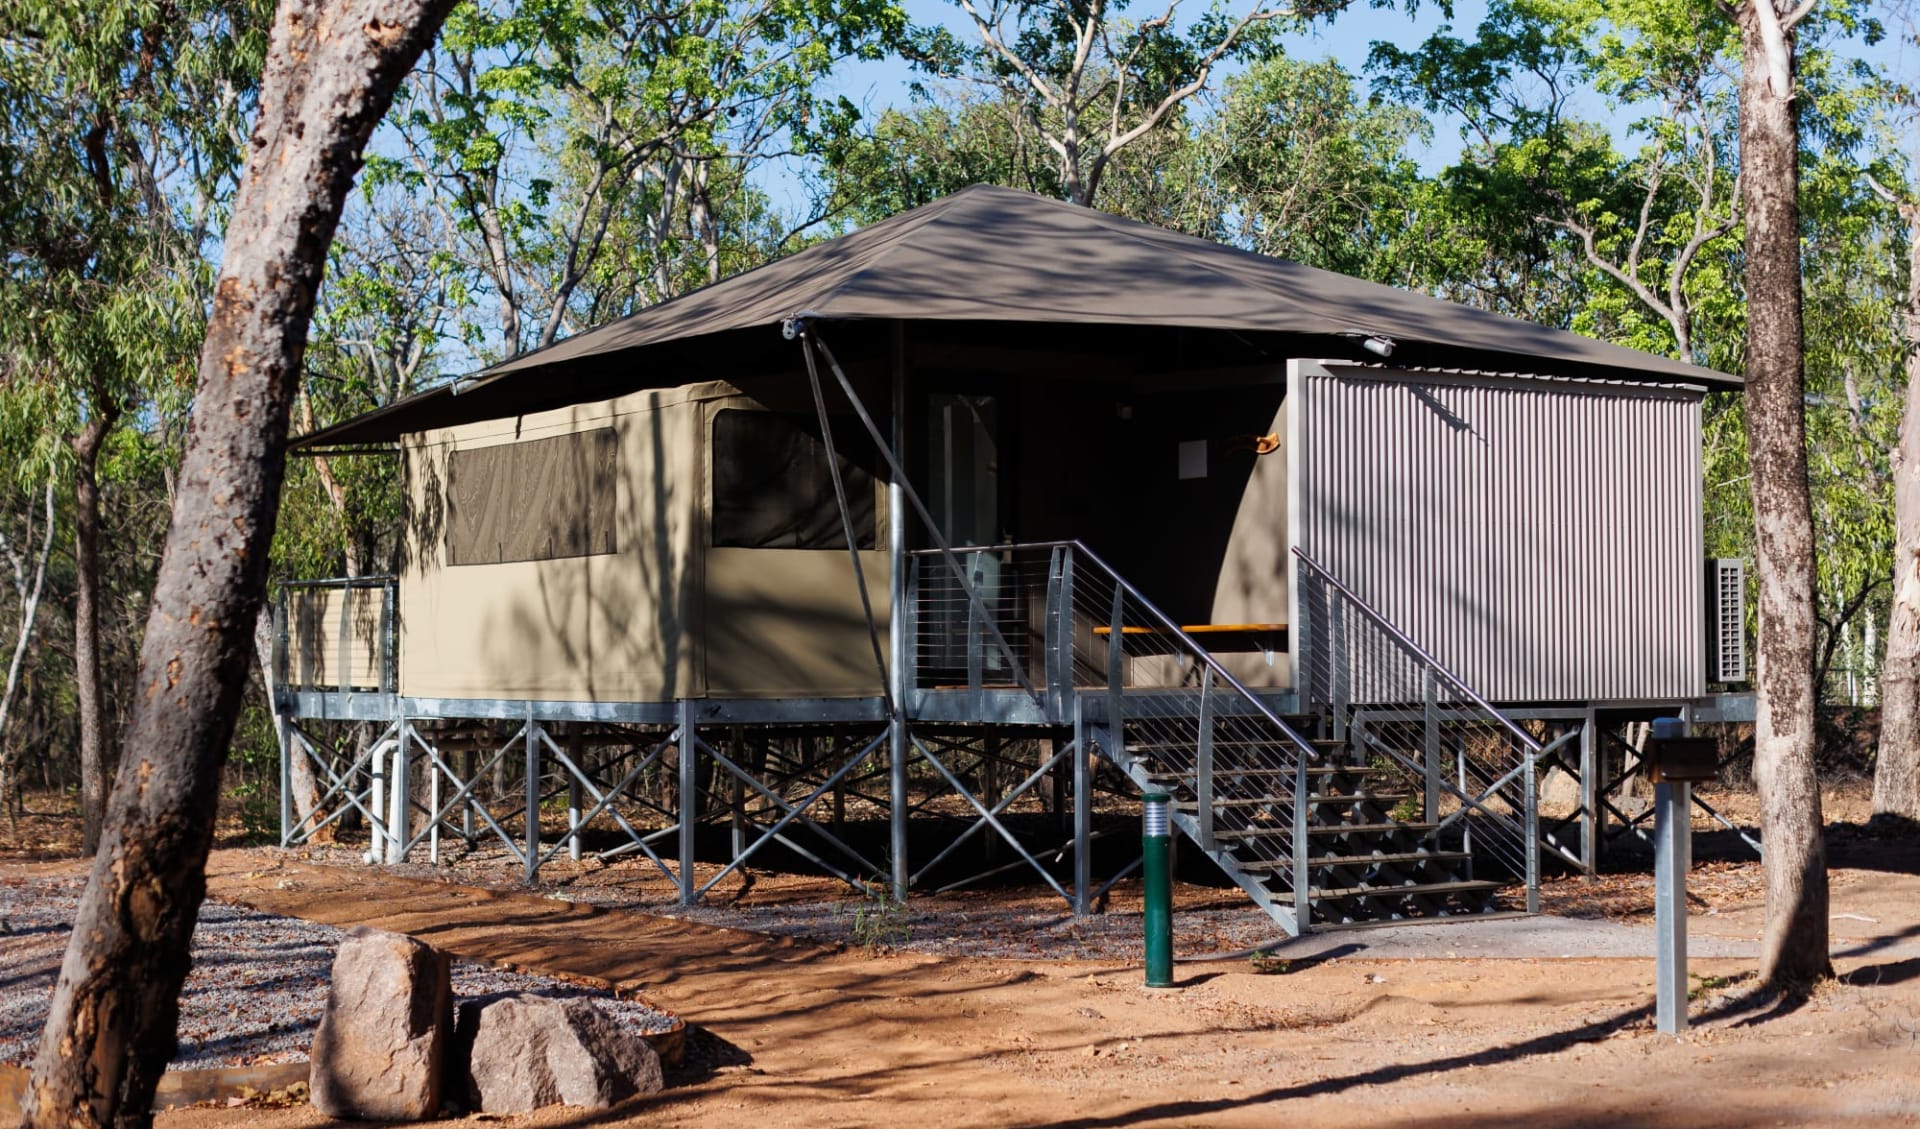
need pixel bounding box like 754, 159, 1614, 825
458, 992, 664, 1113
309, 926, 453, 1120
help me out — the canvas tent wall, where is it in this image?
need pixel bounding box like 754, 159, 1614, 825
395, 379, 890, 704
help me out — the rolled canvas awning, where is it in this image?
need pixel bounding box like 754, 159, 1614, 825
297, 183, 1736, 448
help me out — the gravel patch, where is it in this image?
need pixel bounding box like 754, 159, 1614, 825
0, 875, 676, 1071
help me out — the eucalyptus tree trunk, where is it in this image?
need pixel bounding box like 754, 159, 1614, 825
1737, 0, 1830, 989
1873, 195, 1920, 820
21, 1, 456, 1124
0, 483, 56, 813
71, 409, 116, 855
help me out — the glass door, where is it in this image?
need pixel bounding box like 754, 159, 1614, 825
924, 393, 1009, 680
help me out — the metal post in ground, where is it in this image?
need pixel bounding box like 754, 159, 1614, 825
1142, 792, 1174, 988
1651, 716, 1692, 1035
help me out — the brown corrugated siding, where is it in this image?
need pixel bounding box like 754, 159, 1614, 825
1299, 365, 1704, 703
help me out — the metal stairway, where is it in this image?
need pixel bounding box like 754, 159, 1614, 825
909, 539, 1549, 937
1113, 727, 1504, 928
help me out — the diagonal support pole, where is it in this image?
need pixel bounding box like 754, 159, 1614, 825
912, 735, 1073, 903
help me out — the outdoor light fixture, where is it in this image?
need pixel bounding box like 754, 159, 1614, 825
1337, 329, 1398, 358
1143, 792, 1170, 837
1142, 792, 1174, 987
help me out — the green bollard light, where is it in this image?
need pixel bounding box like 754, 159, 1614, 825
1143, 791, 1174, 988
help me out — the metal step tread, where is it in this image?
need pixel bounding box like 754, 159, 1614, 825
1172, 792, 1411, 812
1211, 820, 1438, 841
1235, 850, 1471, 871
1304, 821, 1438, 836
1145, 766, 1368, 782
1309, 878, 1504, 901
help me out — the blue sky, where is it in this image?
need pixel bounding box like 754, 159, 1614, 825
784, 0, 1913, 208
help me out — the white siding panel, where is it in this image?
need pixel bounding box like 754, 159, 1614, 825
1300, 364, 1704, 703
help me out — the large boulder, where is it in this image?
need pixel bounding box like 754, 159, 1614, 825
309, 926, 453, 1120
456, 992, 664, 1113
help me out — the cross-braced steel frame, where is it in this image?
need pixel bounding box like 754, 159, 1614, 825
276, 693, 1150, 912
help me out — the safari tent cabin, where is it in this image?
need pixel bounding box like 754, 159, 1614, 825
288, 185, 1732, 718
278, 185, 1742, 926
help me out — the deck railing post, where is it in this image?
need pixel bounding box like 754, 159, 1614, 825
1524, 734, 1541, 914
1196, 666, 1215, 848
965, 557, 985, 699
381, 579, 397, 695
1423, 669, 1441, 824
1045, 546, 1065, 718
1292, 750, 1311, 933
336, 579, 352, 710
1330, 597, 1349, 746
272, 586, 289, 692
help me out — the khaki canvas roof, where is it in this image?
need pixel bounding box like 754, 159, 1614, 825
298, 184, 1735, 447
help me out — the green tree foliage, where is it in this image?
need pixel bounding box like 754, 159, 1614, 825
0, 0, 270, 847
373, 0, 908, 361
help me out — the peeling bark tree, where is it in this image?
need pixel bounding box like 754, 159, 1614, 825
1872, 182, 1920, 819
20, 1, 457, 1125
1735, 0, 1830, 988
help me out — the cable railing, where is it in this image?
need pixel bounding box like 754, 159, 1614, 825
909, 541, 1325, 925
1292, 549, 1549, 907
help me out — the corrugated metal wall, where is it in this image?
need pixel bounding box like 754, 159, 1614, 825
1295, 362, 1705, 703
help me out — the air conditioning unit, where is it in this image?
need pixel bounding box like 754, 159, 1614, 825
1705, 558, 1747, 684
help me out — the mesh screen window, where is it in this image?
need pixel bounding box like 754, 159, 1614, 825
712, 409, 877, 550
447, 429, 618, 565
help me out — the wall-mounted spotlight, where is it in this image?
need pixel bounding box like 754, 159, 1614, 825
1338, 329, 1398, 359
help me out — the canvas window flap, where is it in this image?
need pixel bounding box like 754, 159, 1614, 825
448, 428, 618, 565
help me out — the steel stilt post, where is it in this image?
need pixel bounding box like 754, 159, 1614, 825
889, 321, 910, 903
524, 708, 540, 886
679, 699, 698, 906
1074, 698, 1091, 917
276, 711, 293, 848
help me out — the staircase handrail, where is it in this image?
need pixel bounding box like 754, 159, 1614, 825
1067, 541, 1320, 751
909, 539, 1321, 752
1291, 548, 1545, 758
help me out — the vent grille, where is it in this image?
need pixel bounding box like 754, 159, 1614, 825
1707, 559, 1747, 684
